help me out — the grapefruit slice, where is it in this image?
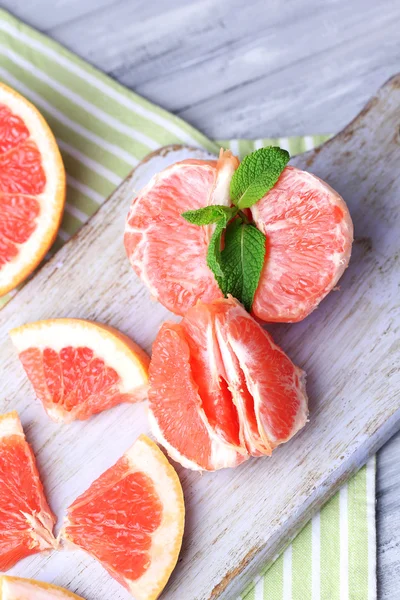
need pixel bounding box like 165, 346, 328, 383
148, 298, 308, 470
0, 411, 56, 570
0, 576, 84, 599
124, 154, 353, 322
10, 319, 150, 423
62, 435, 184, 600
0, 82, 65, 296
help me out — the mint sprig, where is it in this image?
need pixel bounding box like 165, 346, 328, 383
218, 218, 266, 312
181, 146, 289, 311
230, 146, 290, 209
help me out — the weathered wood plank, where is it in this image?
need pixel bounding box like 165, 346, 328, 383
2, 0, 400, 138
0, 75, 399, 598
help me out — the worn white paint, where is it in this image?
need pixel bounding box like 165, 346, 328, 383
0, 75, 399, 598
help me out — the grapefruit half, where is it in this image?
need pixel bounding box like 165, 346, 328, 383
62, 435, 184, 600
0, 82, 65, 296
124, 153, 353, 322
0, 576, 84, 600
0, 411, 56, 570
10, 319, 150, 423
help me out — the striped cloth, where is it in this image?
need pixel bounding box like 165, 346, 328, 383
0, 9, 376, 600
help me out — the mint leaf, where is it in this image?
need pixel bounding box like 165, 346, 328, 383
218, 218, 266, 311
230, 146, 290, 209
182, 205, 235, 226
206, 219, 226, 279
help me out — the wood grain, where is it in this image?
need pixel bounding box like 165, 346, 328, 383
2, 0, 400, 140
0, 75, 399, 598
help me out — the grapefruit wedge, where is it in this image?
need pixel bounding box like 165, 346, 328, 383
0, 576, 84, 599
10, 319, 150, 423
62, 435, 184, 600
0, 411, 56, 570
124, 153, 353, 322
148, 297, 308, 471
0, 82, 65, 296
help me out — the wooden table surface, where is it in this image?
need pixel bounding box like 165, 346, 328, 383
1, 1, 400, 597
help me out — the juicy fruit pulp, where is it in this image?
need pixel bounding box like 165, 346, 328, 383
0, 576, 85, 599
0, 411, 56, 570
10, 319, 150, 423
0, 83, 65, 296
148, 297, 308, 471
124, 154, 353, 322
124, 151, 237, 315
63, 435, 184, 600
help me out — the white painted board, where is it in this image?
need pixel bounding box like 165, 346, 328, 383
1, 75, 400, 599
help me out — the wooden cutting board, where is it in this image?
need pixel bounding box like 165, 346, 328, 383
1, 74, 400, 600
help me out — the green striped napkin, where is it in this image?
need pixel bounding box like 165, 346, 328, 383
0, 9, 376, 600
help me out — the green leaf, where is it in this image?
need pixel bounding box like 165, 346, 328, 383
230, 146, 290, 209
181, 205, 235, 226
218, 218, 266, 311
206, 219, 226, 279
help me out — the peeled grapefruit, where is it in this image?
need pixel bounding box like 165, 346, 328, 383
10, 319, 150, 423
0, 576, 84, 600
0, 411, 56, 571
124, 152, 353, 322
62, 435, 184, 600
148, 297, 308, 471
0, 82, 65, 296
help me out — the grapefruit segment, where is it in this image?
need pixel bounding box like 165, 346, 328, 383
148, 323, 247, 471
0, 411, 56, 570
0, 576, 85, 599
124, 155, 353, 323
180, 300, 242, 450
62, 435, 184, 600
0, 82, 65, 296
251, 166, 354, 322
149, 298, 308, 470
124, 151, 238, 315
10, 319, 150, 423
216, 299, 308, 449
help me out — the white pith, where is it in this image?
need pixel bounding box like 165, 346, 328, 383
0, 411, 23, 439
210, 156, 236, 207
9, 319, 148, 395
0, 85, 64, 290
0, 576, 83, 600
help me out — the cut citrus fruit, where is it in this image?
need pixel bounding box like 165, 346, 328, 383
250, 166, 353, 321
10, 319, 150, 423
148, 297, 308, 470
212, 298, 308, 451
0, 576, 84, 599
124, 153, 353, 322
124, 150, 238, 315
0, 411, 56, 570
149, 321, 247, 471
62, 435, 184, 600
0, 82, 65, 296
